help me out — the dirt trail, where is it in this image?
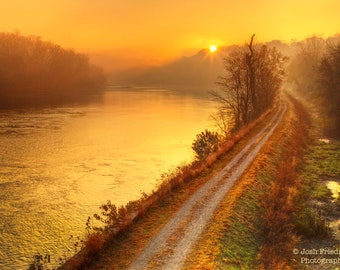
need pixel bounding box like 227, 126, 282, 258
128, 103, 287, 270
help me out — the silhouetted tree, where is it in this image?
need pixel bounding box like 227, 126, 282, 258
0, 31, 106, 107
287, 36, 325, 97
211, 35, 286, 131
287, 35, 340, 136
192, 130, 220, 160
318, 43, 340, 136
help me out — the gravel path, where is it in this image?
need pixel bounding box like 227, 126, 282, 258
128, 103, 287, 270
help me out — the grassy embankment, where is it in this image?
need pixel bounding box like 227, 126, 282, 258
61, 99, 278, 269
292, 134, 340, 269
61, 92, 338, 270
183, 94, 339, 269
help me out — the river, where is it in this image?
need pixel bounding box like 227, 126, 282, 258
0, 87, 216, 269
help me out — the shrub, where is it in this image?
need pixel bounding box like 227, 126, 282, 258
93, 200, 124, 232
192, 130, 220, 160
28, 254, 50, 270
294, 209, 330, 238
83, 232, 105, 259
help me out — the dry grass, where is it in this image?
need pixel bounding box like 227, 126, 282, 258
60, 105, 275, 269
182, 95, 313, 269
182, 103, 290, 269
69, 232, 105, 269
257, 95, 312, 269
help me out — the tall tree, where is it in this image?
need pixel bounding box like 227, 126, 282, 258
287, 36, 325, 97
211, 35, 286, 132
318, 43, 340, 136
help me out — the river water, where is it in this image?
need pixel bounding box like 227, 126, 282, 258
0, 88, 216, 269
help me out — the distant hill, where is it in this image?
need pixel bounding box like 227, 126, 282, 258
109, 41, 295, 95
110, 48, 226, 95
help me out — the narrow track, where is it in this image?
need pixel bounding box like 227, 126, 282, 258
129, 103, 287, 270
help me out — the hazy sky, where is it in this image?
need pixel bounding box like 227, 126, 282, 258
1, 0, 339, 70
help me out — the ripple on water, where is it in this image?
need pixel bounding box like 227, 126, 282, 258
0, 90, 216, 269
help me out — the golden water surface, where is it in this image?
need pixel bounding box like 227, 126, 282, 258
0, 88, 216, 269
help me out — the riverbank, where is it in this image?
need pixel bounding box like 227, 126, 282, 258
1, 89, 216, 270
183, 94, 339, 269
59, 99, 277, 269
292, 138, 340, 269
60, 92, 337, 269
180, 94, 310, 268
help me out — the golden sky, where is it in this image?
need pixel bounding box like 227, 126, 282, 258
1, 0, 339, 70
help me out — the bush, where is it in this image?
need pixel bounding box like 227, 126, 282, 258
192, 130, 220, 160
93, 200, 124, 232
83, 232, 105, 259
28, 254, 50, 270
294, 209, 330, 238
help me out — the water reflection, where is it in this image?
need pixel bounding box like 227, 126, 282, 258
0, 88, 216, 269
327, 181, 340, 200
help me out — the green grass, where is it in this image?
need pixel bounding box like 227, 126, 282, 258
294, 139, 340, 239
60, 108, 277, 270
205, 99, 339, 269
304, 141, 340, 178
216, 188, 266, 269
294, 208, 330, 238
181, 96, 306, 270
206, 114, 292, 269
300, 140, 340, 202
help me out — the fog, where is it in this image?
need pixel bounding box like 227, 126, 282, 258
1, 31, 340, 110
0, 32, 106, 108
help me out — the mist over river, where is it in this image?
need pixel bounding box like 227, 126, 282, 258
0, 87, 216, 269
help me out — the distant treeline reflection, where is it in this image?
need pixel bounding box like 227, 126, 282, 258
0, 31, 106, 108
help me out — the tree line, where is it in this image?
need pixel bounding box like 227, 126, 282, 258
0, 31, 106, 107
288, 35, 340, 137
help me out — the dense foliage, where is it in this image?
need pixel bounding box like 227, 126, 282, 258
0, 32, 106, 107
319, 44, 340, 136
287, 35, 340, 137
192, 129, 220, 160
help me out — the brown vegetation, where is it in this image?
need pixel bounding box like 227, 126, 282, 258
211, 35, 287, 131
182, 94, 318, 269
60, 106, 273, 269
257, 96, 312, 269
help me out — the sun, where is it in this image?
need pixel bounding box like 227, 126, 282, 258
209, 45, 217, 53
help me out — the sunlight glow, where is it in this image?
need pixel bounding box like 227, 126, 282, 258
1, 1, 339, 70
209, 45, 217, 53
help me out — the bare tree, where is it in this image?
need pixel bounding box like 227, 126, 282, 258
211, 35, 286, 132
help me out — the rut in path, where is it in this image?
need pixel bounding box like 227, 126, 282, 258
128, 103, 287, 270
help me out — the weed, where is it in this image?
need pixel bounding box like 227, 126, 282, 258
294, 209, 330, 238
83, 232, 105, 259
311, 185, 332, 202
28, 253, 66, 270
257, 95, 312, 269
28, 254, 51, 270
60, 108, 272, 269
